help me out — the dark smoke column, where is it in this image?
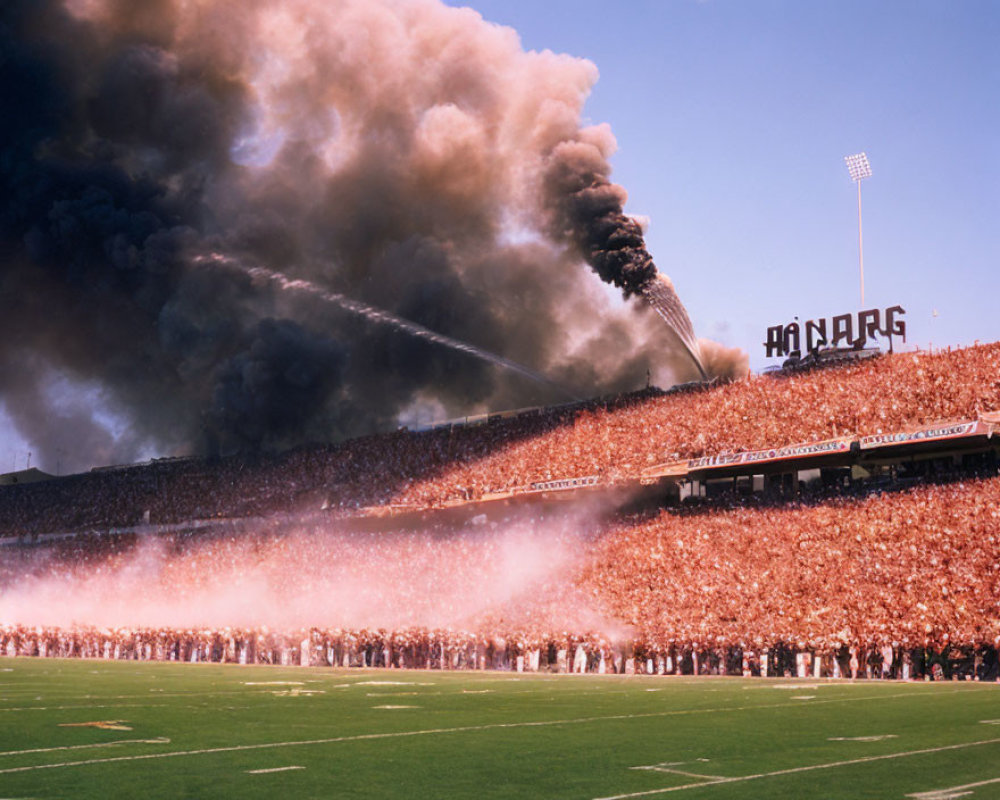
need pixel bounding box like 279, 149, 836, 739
545, 139, 707, 380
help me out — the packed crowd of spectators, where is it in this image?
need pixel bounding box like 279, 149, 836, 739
3, 474, 999, 680
394, 342, 1000, 505
585, 476, 1000, 649
2, 342, 999, 536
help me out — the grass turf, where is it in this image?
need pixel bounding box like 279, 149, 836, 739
2, 658, 1000, 799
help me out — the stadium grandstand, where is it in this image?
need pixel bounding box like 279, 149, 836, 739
2, 341, 1000, 680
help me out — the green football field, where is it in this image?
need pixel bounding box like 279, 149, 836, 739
3, 659, 1000, 799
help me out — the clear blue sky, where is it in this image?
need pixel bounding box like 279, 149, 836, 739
448, 0, 999, 362
2, 0, 997, 473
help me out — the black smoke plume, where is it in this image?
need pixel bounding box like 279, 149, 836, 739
544, 136, 706, 375
544, 139, 656, 297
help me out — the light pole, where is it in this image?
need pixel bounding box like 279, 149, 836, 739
844, 152, 872, 306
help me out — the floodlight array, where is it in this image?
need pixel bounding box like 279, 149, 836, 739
844, 152, 872, 182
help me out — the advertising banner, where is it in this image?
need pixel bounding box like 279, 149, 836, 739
527, 475, 600, 493
859, 421, 983, 450
688, 437, 852, 470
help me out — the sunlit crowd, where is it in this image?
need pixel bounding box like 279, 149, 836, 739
585, 475, 1000, 674
2, 343, 999, 536
393, 342, 1000, 505
3, 471, 1000, 680
2, 343, 999, 680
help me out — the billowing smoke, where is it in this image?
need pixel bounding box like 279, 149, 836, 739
0, 513, 618, 635
0, 0, 728, 473
544, 135, 657, 296
698, 338, 750, 382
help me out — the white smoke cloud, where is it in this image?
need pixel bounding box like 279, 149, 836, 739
0, 509, 622, 635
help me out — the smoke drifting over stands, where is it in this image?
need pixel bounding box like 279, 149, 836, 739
1, 343, 998, 533
5, 475, 1000, 661
0, 0, 734, 474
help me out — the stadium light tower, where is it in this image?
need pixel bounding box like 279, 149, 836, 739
844, 152, 872, 306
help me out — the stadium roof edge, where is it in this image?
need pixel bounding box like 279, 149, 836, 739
0, 467, 56, 486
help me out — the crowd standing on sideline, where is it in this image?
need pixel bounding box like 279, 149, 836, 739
2, 622, 997, 681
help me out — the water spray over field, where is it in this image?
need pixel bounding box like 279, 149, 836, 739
642, 276, 707, 380
197, 253, 580, 401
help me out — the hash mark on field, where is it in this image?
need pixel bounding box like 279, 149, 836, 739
630, 763, 723, 780
58, 720, 132, 731
594, 738, 1000, 798
828, 735, 898, 742
246, 765, 305, 774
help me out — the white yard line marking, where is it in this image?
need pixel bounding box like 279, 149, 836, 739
107, 689, 274, 699
911, 794, 973, 800
0, 738, 170, 757
243, 682, 304, 686
593, 738, 1000, 799
0, 704, 170, 713
1, 683, 969, 714
906, 778, 1000, 800
770, 684, 825, 690
246, 765, 305, 774
0, 686, 66, 691
0, 687, 273, 708
0, 687, 989, 775
351, 681, 435, 687
907, 776, 1000, 799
